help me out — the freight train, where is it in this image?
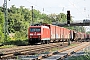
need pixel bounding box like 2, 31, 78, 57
28, 23, 90, 44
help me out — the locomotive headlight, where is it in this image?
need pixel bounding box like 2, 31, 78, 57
30, 36, 32, 38
37, 33, 41, 35
38, 36, 40, 38
30, 34, 33, 35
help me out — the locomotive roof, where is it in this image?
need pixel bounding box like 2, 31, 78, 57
30, 25, 49, 29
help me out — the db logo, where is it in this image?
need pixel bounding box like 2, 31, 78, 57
34, 32, 36, 35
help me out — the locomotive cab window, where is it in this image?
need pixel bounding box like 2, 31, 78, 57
30, 28, 41, 32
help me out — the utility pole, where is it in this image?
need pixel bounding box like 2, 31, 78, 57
3, 0, 9, 42
31, 6, 33, 25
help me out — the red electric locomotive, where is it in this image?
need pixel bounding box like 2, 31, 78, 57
28, 25, 50, 44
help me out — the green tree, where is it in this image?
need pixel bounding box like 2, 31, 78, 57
57, 13, 67, 23
86, 31, 90, 34
0, 10, 4, 42
0, 5, 85, 43
8, 6, 32, 40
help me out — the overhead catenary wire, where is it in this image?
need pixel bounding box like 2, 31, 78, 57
68, 0, 89, 19
25, 0, 52, 14
25, 0, 90, 19
68, 0, 84, 15
68, 0, 90, 32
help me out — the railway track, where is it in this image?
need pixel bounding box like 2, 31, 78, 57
0, 42, 69, 59
0, 42, 85, 60
43, 42, 90, 60
16, 42, 90, 60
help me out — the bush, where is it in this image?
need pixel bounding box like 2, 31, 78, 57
3, 39, 28, 46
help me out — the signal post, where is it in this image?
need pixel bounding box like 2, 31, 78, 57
67, 10, 71, 45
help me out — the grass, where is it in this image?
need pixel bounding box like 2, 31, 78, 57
49, 48, 60, 52
48, 43, 77, 52
67, 55, 90, 60
69, 43, 77, 46
0, 45, 16, 49
0, 39, 28, 49
3, 39, 28, 46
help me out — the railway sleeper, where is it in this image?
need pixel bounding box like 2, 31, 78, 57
0, 52, 4, 56
13, 52, 21, 56
38, 51, 68, 59
17, 55, 38, 60
42, 53, 68, 60
17, 52, 50, 60
42, 51, 76, 60
70, 51, 75, 54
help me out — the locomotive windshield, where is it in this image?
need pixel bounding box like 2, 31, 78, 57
30, 28, 41, 32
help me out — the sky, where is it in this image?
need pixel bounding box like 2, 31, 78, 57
0, 0, 90, 31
